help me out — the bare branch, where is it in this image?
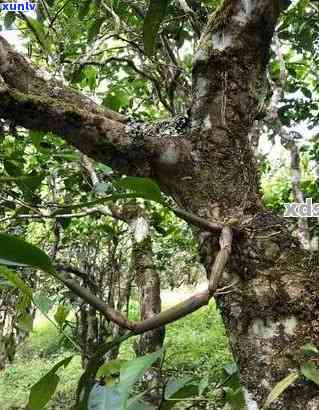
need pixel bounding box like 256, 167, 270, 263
55, 262, 97, 288
0, 35, 195, 188
208, 226, 232, 295
52, 269, 134, 329
171, 206, 227, 232
51, 227, 232, 334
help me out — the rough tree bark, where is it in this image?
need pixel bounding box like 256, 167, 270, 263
0, 290, 17, 370
1, 1, 319, 408
129, 208, 164, 405
130, 210, 164, 356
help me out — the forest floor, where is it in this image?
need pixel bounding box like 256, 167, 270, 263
0, 287, 235, 409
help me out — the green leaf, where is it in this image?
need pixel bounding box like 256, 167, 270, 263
301, 343, 319, 355
143, 0, 169, 56
30, 131, 52, 153
0, 175, 44, 192
36, 3, 47, 22
54, 305, 70, 328
223, 362, 238, 376
301, 87, 312, 99
0, 233, 55, 274
301, 361, 319, 385
119, 349, 162, 407
83, 66, 97, 90
94, 182, 112, 194
0, 266, 32, 300
49, 356, 73, 374
161, 382, 197, 410
27, 357, 73, 410
2, 160, 44, 197
17, 312, 34, 332
224, 386, 245, 410
117, 177, 162, 202
88, 17, 104, 42
103, 88, 131, 112
79, 0, 93, 18
97, 359, 127, 384
262, 372, 300, 409
33, 293, 54, 315
0, 266, 32, 311
4, 12, 16, 29
4, 159, 23, 177
88, 384, 122, 410
74, 333, 133, 410
23, 17, 51, 53
222, 363, 245, 410
164, 376, 193, 399
198, 374, 210, 395
27, 373, 59, 410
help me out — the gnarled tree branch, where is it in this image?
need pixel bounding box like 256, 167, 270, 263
52, 227, 232, 334
0, 35, 191, 180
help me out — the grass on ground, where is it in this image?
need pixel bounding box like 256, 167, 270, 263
0, 301, 233, 409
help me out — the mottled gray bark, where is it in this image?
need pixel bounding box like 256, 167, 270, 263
0, 291, 17, 370
130, 212, 164, 355
130, 211, 164, 405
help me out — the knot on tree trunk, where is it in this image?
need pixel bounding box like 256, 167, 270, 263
230, 212, 295, 279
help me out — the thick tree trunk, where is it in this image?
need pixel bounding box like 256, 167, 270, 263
218, 248, 319, 410
154, 2, 319, 408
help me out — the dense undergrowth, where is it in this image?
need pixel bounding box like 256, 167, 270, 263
0, 302, 233, 409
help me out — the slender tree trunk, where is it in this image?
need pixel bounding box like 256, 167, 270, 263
288, 140, 311, 249
0, 269, 36, 369
80, 154, 164, 358
268, 37, 312, 251
106, 268, 132, 360
0, 291, 16, 370
130, 210, 164, 404
131, 212, 164, 355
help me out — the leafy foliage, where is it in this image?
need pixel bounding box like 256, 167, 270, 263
27, 356, 73, 410
0, 304, 233, 409
88, 350, 162, 410
0, 233, 55, 273
143, 0, 169, 56
300, 361, 319, 385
